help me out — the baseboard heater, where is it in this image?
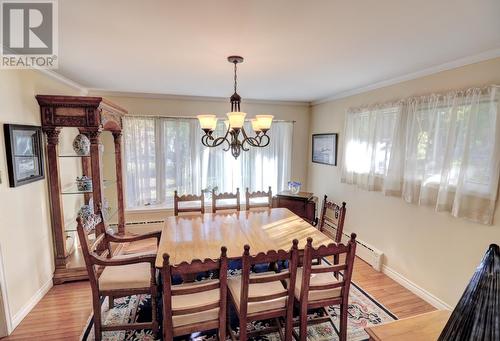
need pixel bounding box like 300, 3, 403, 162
330, 227, 384, 271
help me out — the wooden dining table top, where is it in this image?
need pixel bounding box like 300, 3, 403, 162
155, 208, 334, 268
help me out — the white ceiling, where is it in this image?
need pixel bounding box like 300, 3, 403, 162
57, 0, 500, 102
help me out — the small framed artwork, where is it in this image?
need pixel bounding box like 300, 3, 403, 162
4, 124, 45, 187
312, 133, 338, 166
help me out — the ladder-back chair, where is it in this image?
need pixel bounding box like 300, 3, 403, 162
319, 195, 346, 243
161, 247, 228, 340
295, 234, 357, 341
211, 188, 240, 213
245, 186, 272, 210
228, 240, 299, 341
174, 190, 205, 216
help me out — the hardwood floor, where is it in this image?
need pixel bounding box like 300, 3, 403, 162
2, 257, 435, 340
350, 258, 436, 318
2, 281, 92, 340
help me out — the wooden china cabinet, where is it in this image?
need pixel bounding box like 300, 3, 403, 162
36, 95, 127, 284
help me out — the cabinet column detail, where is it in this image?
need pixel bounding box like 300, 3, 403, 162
88, 130, 104, 236
43, 128, 68, 267
113, 132, 125, 234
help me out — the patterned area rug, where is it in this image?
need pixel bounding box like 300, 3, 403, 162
81, 263, 396, 340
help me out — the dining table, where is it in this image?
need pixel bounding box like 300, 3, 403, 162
155, 207, 334, 268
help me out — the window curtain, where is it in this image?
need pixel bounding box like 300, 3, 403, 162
157, 118, 203, 204
341, 103, 403, 192
122, 116, 157, 207
123, 116, 293, 208
341, 86, 500, 224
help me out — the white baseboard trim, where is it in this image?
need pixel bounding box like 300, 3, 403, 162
382, 265, 452, 311
10, 278, 53, 330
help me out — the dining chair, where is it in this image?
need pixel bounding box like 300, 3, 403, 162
294, 234, 357, 341
319, 195, 346, 243
211, 188, 240, 213
161, 247, 228, 341
76, 213, 161, 341
319, 196, 347, 266
245, 186, 272, 210
228, 240, 299, 341
174, 190, 205, 216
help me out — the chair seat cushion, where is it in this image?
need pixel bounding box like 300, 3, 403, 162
295, 266, 342, 302
114, 251, 156, 259
171, 280, 220, 327
99, 262, 151, 291
228, 272, 287, 315
122, 238, 158, 255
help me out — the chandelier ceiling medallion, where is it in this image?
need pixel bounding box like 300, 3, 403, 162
197, 56, 273, 159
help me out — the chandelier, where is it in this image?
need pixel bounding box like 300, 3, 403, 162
197, 56, 273, 159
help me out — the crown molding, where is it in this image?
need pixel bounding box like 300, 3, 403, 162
312, 48, 500, 106
36, 69, 88, 95
86, 89, 310, 107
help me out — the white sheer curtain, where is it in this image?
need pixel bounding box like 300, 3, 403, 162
402, 87, 500, 224
341, 86, 500, 224
123, 116, 157, 207
341, 104, 402, 192
123, 116, 293, 208
158, 119, 203, 205
123, 117, 202, 207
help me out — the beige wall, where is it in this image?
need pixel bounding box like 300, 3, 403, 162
0, 70, 79, 326
89, 94, 311, 186
307, 57, 500, 307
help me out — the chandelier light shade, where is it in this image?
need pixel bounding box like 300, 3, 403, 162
197, 56, 273, 159
198, 114, 218, 131
255, 114, 274, 130
250, 119, 261, 133
227, 111, 246, 129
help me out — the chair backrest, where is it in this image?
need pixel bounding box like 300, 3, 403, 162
245, 186, 272, 210
239, 240, 299, 318
299, 234, 357, 307
319, 195, 346, 243
161, 247, 228, 335
76, 211, 111, 289
174, 190, 205, 216
211, 188, 240, 213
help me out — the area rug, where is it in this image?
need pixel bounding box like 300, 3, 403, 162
81, 263, 396, 341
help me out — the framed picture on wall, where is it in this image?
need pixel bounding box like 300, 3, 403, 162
3, 124, 45, 187
312, 133, 337, 166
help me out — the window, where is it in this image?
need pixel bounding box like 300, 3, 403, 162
123, 116, 293, 209
341, 86, 500, 224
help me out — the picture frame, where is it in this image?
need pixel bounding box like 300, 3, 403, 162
3, 124, 45, 187
312, 133, 337, 166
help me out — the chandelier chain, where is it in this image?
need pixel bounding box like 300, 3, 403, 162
233, 61, 237, 93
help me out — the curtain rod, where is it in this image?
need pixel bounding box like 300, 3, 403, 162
126, 114, 296, 123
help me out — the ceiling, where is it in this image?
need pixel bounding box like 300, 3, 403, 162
57, 0, 500, 102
